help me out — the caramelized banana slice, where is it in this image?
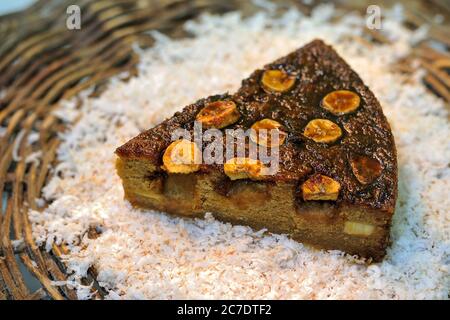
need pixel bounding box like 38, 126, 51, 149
261, 70, 296, 93
302, 174, 341, 201
303, 119, 342, 143
162, 139, 201, 174
350, 154, 382, 184
224, 157, 264, 180
322, 90, 360, 115
250, 119, 287, 147
344, 221, 375, 236
196, 100, 240, 129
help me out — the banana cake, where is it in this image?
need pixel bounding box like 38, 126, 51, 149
115, 39, 397, 261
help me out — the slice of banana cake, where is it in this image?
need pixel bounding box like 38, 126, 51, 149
116, 39, 397, 261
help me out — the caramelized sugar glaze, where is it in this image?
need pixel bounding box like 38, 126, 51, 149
116, 40, 397, 215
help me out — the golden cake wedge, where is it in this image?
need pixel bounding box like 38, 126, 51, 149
116, 40, 397, 261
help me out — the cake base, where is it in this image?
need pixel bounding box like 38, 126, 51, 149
117, 158, 390, 261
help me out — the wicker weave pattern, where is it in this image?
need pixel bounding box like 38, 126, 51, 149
0, 0, 448, 300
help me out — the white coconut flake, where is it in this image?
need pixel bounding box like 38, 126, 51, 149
30, 4, 449, 299
25, 151, 42, 165
11, 238, 24, 252
0, 126, 6, 137
252, 0, 277, 12
12, 129, 25, 161
51, 280, 95, 300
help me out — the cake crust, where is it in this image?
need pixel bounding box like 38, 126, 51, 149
116, 40, 398, 261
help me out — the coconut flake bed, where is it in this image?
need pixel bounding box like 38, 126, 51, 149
29, 4, 449, 299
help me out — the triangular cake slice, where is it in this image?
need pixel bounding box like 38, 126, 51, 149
116, 40, 397, 261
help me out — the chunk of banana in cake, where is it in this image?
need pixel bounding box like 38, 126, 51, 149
303, 119, 342, 143
224, 157, 265, 180
344, 221, 375, 236
196, 100, 240, 129
162, 139, 201, 173
250, 118, 287, 147
350, 154, 382, 184
321, 90, 360, 115
261, 69, 296, 93
301, 174, 341, 200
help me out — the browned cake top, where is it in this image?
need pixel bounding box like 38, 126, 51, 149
116, 40, 397, 213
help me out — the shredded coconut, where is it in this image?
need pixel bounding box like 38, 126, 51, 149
11, 238, 24, 252
29, 4, 449, 299
0, 126, 6, 137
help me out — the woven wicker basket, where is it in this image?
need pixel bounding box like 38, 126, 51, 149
0, 0, 448, 300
